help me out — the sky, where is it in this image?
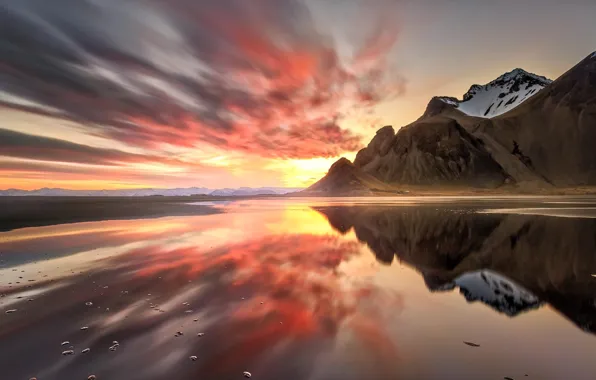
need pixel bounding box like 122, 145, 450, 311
0, 0, 595, 190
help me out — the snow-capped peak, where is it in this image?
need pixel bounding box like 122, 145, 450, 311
453, 270, 542, 316
439, 68, 552, 118
491, 68, 550, 86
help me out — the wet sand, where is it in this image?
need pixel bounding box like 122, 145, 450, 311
0, 198, 595, 379
0, 195, 246, 231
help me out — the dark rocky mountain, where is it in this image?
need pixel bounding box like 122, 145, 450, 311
352, 120, 509, 187
308, 52, 596, 193
482, 53, 596, 186
305, 157, 399, 195
314, 205, 596, 332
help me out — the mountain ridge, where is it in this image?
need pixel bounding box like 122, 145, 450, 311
438, 67, 552, 118
309, 52, 596, 194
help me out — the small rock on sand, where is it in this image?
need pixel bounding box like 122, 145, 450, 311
243, 371, 252, 378
463, 341, 480, 347
62, 350, 74, 356
190, 356, 198, 361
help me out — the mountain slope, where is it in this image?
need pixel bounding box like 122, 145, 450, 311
483, 52, 596, 186
439, 68, 552, 118
305, 157, 398, 195
353, 119, 509, 187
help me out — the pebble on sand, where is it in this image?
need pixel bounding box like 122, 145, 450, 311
5, 309, 17, 314
190, 355, 198, 361
82, 348, 91, 353
80, 326, 89, 331
61, 341, 70, 346
88, 375, 97, 380
243, 371, 252, 378
197, 333, 205, 337
62, 350, 75, 356
85, 302, 93, 306
463, 341, 480, 347
175, 331, 183, 337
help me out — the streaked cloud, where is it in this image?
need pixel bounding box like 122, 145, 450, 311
0, 0, 403, 160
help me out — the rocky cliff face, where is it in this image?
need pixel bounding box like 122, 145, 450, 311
353, 118, 509, 187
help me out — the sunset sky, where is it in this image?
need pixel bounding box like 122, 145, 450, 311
1, 0, 595, 190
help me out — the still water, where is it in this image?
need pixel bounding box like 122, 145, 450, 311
1, 197, 595, 380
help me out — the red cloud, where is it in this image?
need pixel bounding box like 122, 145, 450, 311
0, 0, 406, 159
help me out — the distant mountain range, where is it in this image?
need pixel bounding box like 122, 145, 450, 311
0, 187, 302, 197
307, 51, 596, 194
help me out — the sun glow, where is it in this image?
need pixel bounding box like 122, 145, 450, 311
269, 152, 357, 188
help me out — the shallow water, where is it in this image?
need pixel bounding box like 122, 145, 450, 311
1, 197, 595, 380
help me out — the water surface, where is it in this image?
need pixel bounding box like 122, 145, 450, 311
1, 197, 595, 380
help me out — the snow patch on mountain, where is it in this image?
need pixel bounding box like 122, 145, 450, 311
452, 270, 543, 316
439, 68, 552, 118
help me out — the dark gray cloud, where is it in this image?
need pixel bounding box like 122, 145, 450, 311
0, 0, 403, 158
0, 128, 209, 169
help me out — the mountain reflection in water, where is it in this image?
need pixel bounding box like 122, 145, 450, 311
0, 199, 595, 380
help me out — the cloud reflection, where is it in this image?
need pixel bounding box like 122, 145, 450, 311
0, 214, 402, 380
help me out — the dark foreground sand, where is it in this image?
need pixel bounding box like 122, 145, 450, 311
0, 195, 240, 231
